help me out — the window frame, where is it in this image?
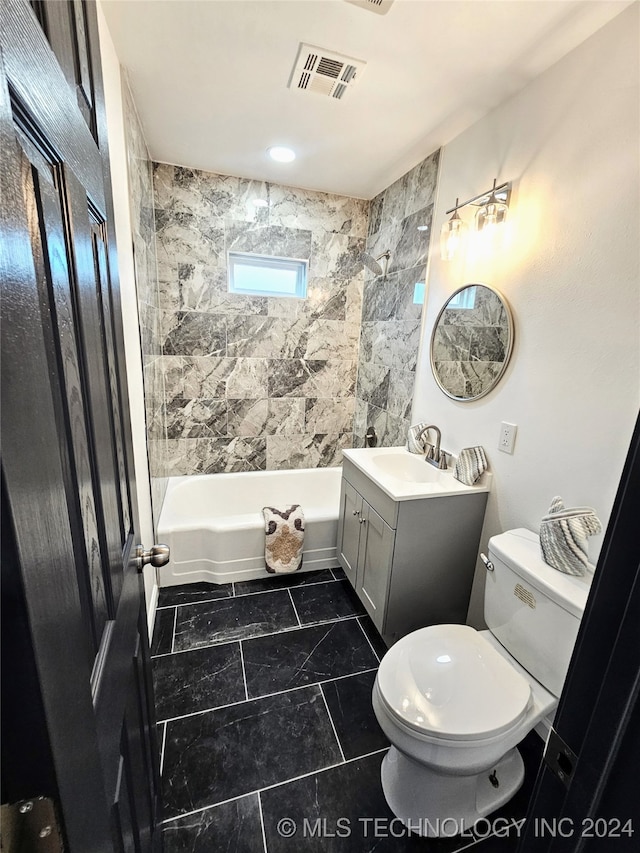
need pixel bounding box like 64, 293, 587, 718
227, 251, 309, 299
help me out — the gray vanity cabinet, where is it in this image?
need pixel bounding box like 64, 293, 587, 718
337, 458, 488, 646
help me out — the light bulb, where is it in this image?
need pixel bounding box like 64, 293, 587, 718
440, 207, 467, 261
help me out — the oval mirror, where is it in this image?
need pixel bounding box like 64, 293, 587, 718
430, 283, 514, 401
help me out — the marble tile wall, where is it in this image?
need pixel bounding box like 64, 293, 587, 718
153, 165, 369, 473
354, 150, 440, 448
122, 78, 167, 531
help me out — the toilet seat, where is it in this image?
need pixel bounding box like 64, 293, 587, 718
377, 624, 532, 741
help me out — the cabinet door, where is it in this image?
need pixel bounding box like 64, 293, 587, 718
358, 503, 395, 632
337, 479, 363, 588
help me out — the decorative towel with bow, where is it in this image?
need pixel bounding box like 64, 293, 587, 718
454, 446, 488, 486
263, 504, 305, 574
539, 496, 602, 576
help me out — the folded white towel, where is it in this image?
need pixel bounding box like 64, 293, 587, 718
539, 496, 602, 576
454, 446, 488, 486
263, 505, 305, 574
407, 422, 429, 454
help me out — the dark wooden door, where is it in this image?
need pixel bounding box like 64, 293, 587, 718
0, 2, 161, 851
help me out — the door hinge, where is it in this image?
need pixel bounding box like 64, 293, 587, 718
543, 726, 578, 789
0, 797, 64, 852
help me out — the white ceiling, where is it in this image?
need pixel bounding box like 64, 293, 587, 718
101, 0, 631, 199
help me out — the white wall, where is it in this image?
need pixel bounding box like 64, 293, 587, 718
413, 5, 639, 626
97, 3, 158, 635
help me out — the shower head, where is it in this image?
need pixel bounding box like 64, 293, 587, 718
359, 250, 391, 277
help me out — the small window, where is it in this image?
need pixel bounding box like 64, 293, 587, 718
228, 252, 308, 298
448, 286, 477, 310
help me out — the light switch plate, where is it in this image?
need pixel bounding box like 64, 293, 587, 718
499, 422, 517, 454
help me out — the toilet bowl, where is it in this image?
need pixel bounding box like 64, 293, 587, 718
372, 529, 592, 837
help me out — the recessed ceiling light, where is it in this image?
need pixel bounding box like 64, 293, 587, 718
268, 146, 296, 163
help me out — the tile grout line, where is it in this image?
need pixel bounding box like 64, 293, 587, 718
159, 722, 167, 777
150, 613, 364, 659
238, 640, 249, 702
287, 589, 302, 628
155, 575, 341, 610
160, 747, 390, 826
257, 791, 268, 853
319, 683, 346, 764
170, 606, 178, 655
155, 667, 380, 725
356, 616, 382, 663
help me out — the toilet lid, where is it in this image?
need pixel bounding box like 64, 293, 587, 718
377, 625, 531, 741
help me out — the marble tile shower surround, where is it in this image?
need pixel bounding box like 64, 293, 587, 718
122, 79, 167, 529
153, 163, 369, 474
355, 149, 440, 449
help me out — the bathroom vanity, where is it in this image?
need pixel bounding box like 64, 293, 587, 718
337, 447, 490, 646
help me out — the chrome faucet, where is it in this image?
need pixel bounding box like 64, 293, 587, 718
417, 424, 449, 469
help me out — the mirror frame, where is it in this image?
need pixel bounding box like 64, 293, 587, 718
429, 283, 515, 402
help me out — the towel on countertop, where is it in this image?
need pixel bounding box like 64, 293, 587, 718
263, 504, 305, 574
454, 446, 488, 486
539, 496, 602, 577
407, 422, 429, 454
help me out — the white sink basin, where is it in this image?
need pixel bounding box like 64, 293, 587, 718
342, 446, 491, 501
370, 452, 445, 483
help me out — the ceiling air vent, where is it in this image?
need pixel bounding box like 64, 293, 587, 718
345, 0, 395, 15
289, 43, 366, 100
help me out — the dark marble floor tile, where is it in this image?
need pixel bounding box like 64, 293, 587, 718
158, 581, 232, 607
358, 614, 389, 661
233, 568, 336, 596
290, 580, 366, 625
260, 750, 398, 853
261, 730, 543, 852
152, 642, 245, 721
243, 620, 378, 698
261, 749, 520, 852
331, 566, 347, 580
162, 685, 342, 818
322, 670, 388, 761
151, 608, 175, 656
162, 794, 263, 853
174, 589, 297, 650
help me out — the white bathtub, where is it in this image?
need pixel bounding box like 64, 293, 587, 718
157, 467, 342, 586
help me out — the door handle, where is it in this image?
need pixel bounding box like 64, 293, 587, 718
135, 544, 170, 572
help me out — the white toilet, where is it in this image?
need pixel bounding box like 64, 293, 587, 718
372, 528, 593, 836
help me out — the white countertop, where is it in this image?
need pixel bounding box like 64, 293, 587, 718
342, 446, 492, 502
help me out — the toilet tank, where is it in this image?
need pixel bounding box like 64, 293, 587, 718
485, 528, 593, 697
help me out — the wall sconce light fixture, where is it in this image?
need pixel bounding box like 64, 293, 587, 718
440, 179, 511, 261
440, 199, 467, 262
